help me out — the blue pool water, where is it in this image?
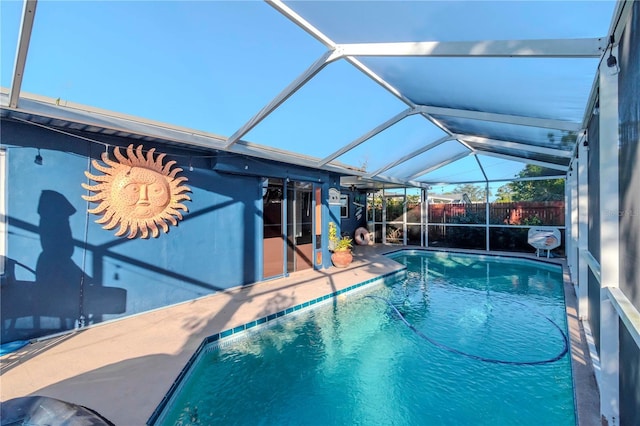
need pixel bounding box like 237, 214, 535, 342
154, 251, 575, 425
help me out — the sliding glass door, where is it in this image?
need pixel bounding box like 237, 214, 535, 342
287, 181, 313, 273
262, 179, 314, 279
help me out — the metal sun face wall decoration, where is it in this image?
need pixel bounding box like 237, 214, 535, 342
82, 144, 191, 239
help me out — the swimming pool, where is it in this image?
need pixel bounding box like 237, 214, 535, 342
151, 251, 574, 425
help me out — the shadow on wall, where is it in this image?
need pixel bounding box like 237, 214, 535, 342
1, 190, 126, 343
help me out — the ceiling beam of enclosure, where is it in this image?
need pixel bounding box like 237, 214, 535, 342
456, 135, 575, 158
9, 0, 37, 109
224, 49, 340, 148
318, 107, 418, 167
364, 135, 454, 179
408, 151, 472, 181
476, 151, 569, 172
417, 106, 581, 132
425, 174, 567, 187
336, 38, 607, 58
474, 156, 490, 182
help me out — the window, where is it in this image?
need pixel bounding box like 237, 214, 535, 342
340, 194, 349, 218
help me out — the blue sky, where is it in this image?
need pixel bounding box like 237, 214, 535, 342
1, 0, 617, 184
2, 1, 326, 135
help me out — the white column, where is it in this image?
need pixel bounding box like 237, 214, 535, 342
485, 181, 490, 251
424, 188, 430, 247
382, 191, 387, 244
598, 43, 620, 425
577, 140, 589, 320
566, 167, 575, 277
403, 188, 408, 245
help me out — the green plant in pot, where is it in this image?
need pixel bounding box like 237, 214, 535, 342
331, 235, 353, 268
328, 221, 338, 252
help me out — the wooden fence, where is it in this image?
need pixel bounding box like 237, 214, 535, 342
428, 201, 565, 226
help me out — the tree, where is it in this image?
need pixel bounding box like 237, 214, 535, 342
406, 194, 421, 205
452, 183, 487, 202
494, 185, 514, 202
496, 165, 564, 202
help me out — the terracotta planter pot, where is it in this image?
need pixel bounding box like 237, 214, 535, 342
331, 250, 353, 268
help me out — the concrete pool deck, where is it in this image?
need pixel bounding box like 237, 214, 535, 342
1, 246, 599, 425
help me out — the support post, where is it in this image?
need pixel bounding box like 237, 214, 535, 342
577, 141, 589, 320
569, 167, 578, 275
424, 188, 430, 247
485, 181, 490, 251
598, 43, 620, 426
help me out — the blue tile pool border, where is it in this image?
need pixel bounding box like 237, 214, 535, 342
147, 267, 406, 425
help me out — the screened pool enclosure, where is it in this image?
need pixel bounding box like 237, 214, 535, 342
364, 182, 565, 254
1, 0, 639, 424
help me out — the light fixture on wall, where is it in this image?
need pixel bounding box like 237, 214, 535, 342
606, 35, 619, 75
34, 149, 43, 165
